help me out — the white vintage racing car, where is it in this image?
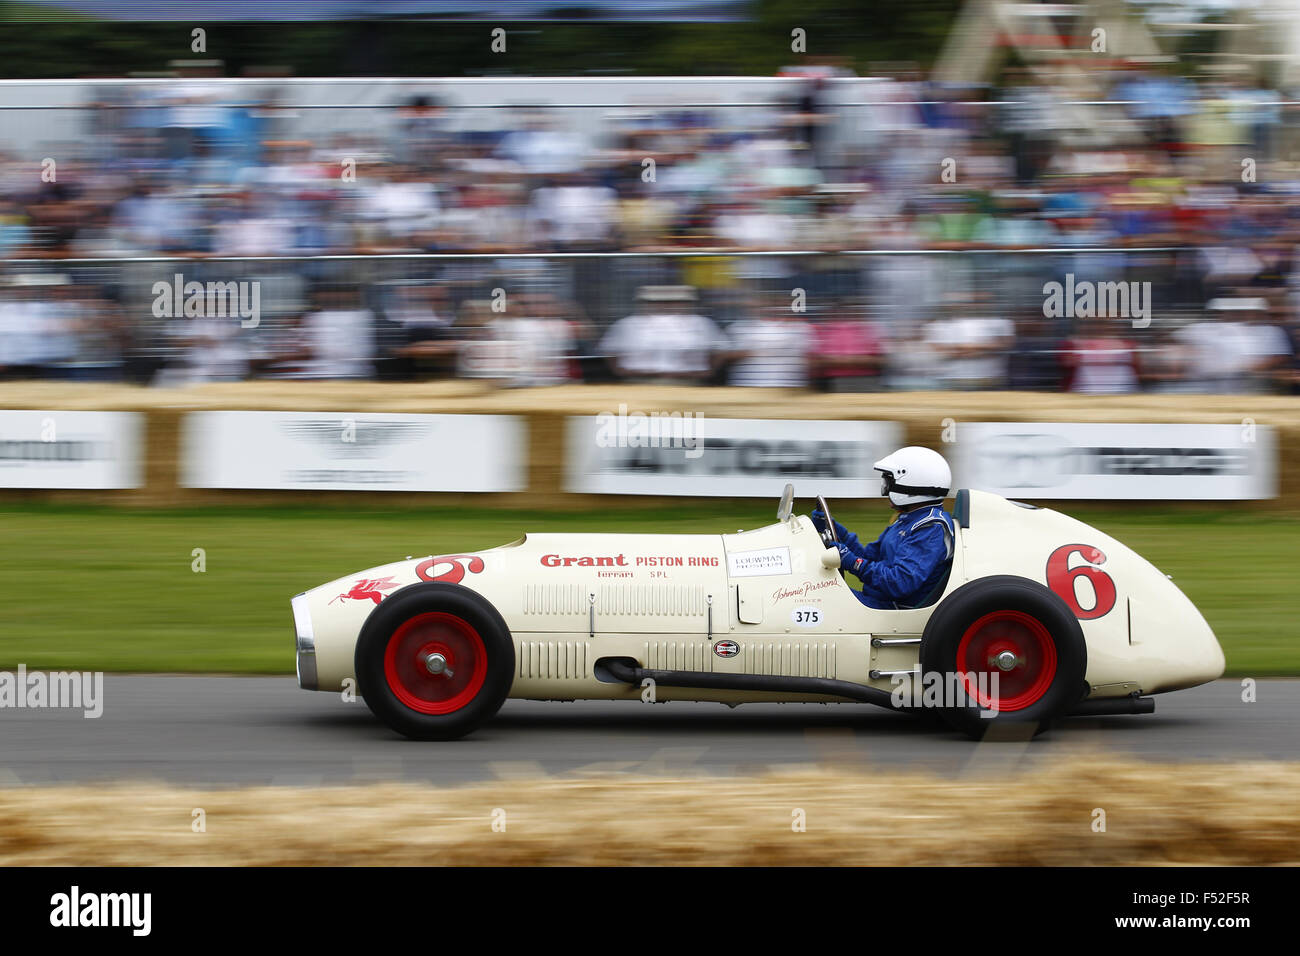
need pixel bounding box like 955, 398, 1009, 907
290, 486, 1225, 739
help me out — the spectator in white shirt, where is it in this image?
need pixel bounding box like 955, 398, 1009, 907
725, 297, 816, 387
496, 114, 590, 176
529, 172, 618, 249
301, 284, 375, 380
211, 190, 295, 257
358, 163, 440, 246
713, 198, 795, 251
599, 285, 727, 383
454, 292, 579, 387
1177, 299, 1291, 393
923, 303, 1016, 390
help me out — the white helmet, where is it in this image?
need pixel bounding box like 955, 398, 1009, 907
874, 446, 951, 508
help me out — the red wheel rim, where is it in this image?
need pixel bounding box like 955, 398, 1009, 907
383, 612, 488, 715
955, 610, 1057, 712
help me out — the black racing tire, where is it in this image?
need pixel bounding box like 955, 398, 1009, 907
919, 575, 1087, 740
354, 582, 515, 741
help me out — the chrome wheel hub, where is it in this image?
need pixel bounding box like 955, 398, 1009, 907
992, 650, 1020, 672
423, 652, 452, 677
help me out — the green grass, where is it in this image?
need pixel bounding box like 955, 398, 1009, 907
0, 502, 1295, 675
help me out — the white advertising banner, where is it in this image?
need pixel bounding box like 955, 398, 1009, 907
566, 415, 903, 497
0, 410, 142, 489
952, 422, 1277, 500
182, 411, 525, 492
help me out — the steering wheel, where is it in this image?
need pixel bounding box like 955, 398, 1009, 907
816, 495, 837, 546
816, 495, 847, 581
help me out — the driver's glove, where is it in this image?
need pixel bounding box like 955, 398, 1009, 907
835, 542, 866, 577
811, 509, 857, 546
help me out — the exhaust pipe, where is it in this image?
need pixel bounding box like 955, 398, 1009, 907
601, 658, 1157, 719
599, 657, 899, 710
1068, 695, 1156, 717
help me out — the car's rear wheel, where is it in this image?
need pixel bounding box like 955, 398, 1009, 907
920, 575, 1086, 739
355, 582, 514, 740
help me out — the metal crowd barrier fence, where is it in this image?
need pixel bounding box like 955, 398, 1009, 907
0, 247, 1193, 384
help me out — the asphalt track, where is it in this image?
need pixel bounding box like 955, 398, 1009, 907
1, 677, 1296, 786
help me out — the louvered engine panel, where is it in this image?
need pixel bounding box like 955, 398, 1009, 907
598, 583, 708, 618
743, 642, 837, 679
521, 582, 715, 634
520, 584, 586, 616
516, 641, 590, 680
642, 640, 715, 673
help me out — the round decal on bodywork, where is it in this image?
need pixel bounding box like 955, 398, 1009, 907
713, 640, 740, 658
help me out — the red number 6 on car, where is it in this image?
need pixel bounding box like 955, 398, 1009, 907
1046, 544, 1117, 620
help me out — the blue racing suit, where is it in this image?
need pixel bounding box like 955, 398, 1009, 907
813, 505, 956, 609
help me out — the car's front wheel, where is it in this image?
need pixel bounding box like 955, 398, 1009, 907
355, 582, 515, 740
919, 575, 1087, 739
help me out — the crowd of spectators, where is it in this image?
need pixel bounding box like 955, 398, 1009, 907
2, 59, 1300, 393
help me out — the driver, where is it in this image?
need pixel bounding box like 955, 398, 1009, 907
812, 446, 955, 609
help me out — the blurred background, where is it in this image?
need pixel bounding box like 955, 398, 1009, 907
0, 0, 1298, 393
